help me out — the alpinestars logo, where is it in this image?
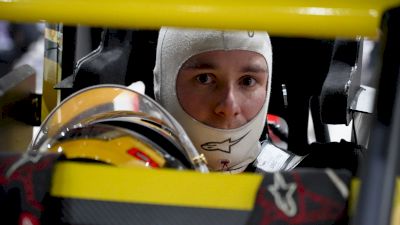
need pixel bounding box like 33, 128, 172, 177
201, 132, 250, 153
268, 173, 298, 217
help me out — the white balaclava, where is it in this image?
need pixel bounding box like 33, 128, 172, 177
154, 27, 272, 173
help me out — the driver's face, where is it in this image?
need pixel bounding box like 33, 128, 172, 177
176, 50, 268, 129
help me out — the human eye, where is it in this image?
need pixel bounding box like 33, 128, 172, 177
240, 76, 257, 87
195, 74, 214, 85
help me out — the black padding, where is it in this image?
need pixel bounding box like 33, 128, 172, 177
319, 40, 361, 125
331, 40, 360, 65
269, 37, 334, 155
125, 30, 158, 99
62, 28, 158, 99
320, 61, 353, 124
73, 29, 133, 90
297, 139, 365, 176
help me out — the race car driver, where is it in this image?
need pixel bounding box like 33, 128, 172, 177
153, 27, 274, 173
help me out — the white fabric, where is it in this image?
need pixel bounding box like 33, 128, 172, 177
154, 27, 272, 173
254, 141, 305, 173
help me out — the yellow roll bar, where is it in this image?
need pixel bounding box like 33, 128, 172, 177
51, 162, 263, 210
0, 0, 399, 39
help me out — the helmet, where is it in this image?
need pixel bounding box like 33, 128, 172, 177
29, 84, 208, 172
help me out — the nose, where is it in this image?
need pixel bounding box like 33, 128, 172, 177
214, 86, 241, 118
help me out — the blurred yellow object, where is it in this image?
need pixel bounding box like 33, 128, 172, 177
45, 87, 139, 136
51, 161, 262, 210
0, 0, 399, 39
49, 135, 166, 168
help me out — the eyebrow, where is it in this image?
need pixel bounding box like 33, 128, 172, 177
181, 59, 268, 73
240, 64, 267, 74
181, 60, 216, 70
